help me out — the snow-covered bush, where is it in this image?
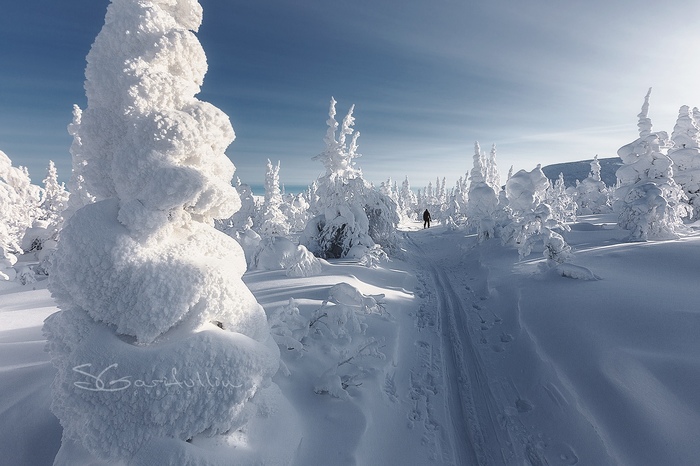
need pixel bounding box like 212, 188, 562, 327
251, 235, 323, 277
302, 98, 398, 259
268, 298, 309, 356
44, 1, 279, 463
614, 89, 690, 240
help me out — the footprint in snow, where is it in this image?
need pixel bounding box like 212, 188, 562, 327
515, 398, 534, 413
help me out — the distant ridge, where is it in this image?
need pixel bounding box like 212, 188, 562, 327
542, 157, 621, 188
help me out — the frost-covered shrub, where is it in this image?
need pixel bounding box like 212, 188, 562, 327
309, 282, 385, 343
268, 298, 309, 356
302, 98, 398, 259
44, 1, 279, 463
251, 235, 323, 278
614, 89, 690, 241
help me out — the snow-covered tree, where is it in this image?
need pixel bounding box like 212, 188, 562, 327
575, 156, 612, 214
485, 144, 501, 191
614, 89, 690, 240
0, 151, 41, 251
43, 1, 279, 463
669, 105, 700, 219
0, 150, 42, 280
546, 172, 577, 224
258, 159, 289, 237
399, 176, 418, 220
502, 165, 571, 263
63, 105, 96, 223
22, 160, 69, 252
466, 141, 498, 240
302, 98, 398, 259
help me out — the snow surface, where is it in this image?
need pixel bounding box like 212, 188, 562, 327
4, 215, 700, 465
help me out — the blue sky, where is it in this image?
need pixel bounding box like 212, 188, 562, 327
3, 0, 700, 191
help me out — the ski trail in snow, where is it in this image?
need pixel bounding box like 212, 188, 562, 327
404, 231, 531, 465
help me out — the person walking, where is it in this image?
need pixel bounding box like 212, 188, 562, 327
423, 209, 431, 229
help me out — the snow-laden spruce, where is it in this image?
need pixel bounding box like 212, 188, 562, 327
614, 89, 690, 240
43, 1, 280, 463
302, 98, 398, 260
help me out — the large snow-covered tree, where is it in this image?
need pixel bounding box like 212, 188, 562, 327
302, 98, 398, 259
614, 89, 690, 240
43, 1, 280, 463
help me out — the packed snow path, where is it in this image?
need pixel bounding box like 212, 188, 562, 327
402, 225, 602, 465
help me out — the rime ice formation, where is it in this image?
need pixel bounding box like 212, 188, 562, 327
43, 0, 279, 463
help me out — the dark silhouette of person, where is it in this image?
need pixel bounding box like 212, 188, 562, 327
423, 209, 431, 229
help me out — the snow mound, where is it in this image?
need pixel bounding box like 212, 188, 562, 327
252, 236, 323, 278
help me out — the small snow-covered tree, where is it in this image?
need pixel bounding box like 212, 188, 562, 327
502, 165, 571, 263
575, 155, 612, 214
485, 144, 501, 191
43, 1, 280, 463
302, 98, 398, 259
258, 159, 289, 237
22, 160, 69, 253
614, 89, 690, 240
398, 176, 418, 220
546, 173, 577, 224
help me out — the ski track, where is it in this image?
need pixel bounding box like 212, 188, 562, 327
404, 231, 540, 465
